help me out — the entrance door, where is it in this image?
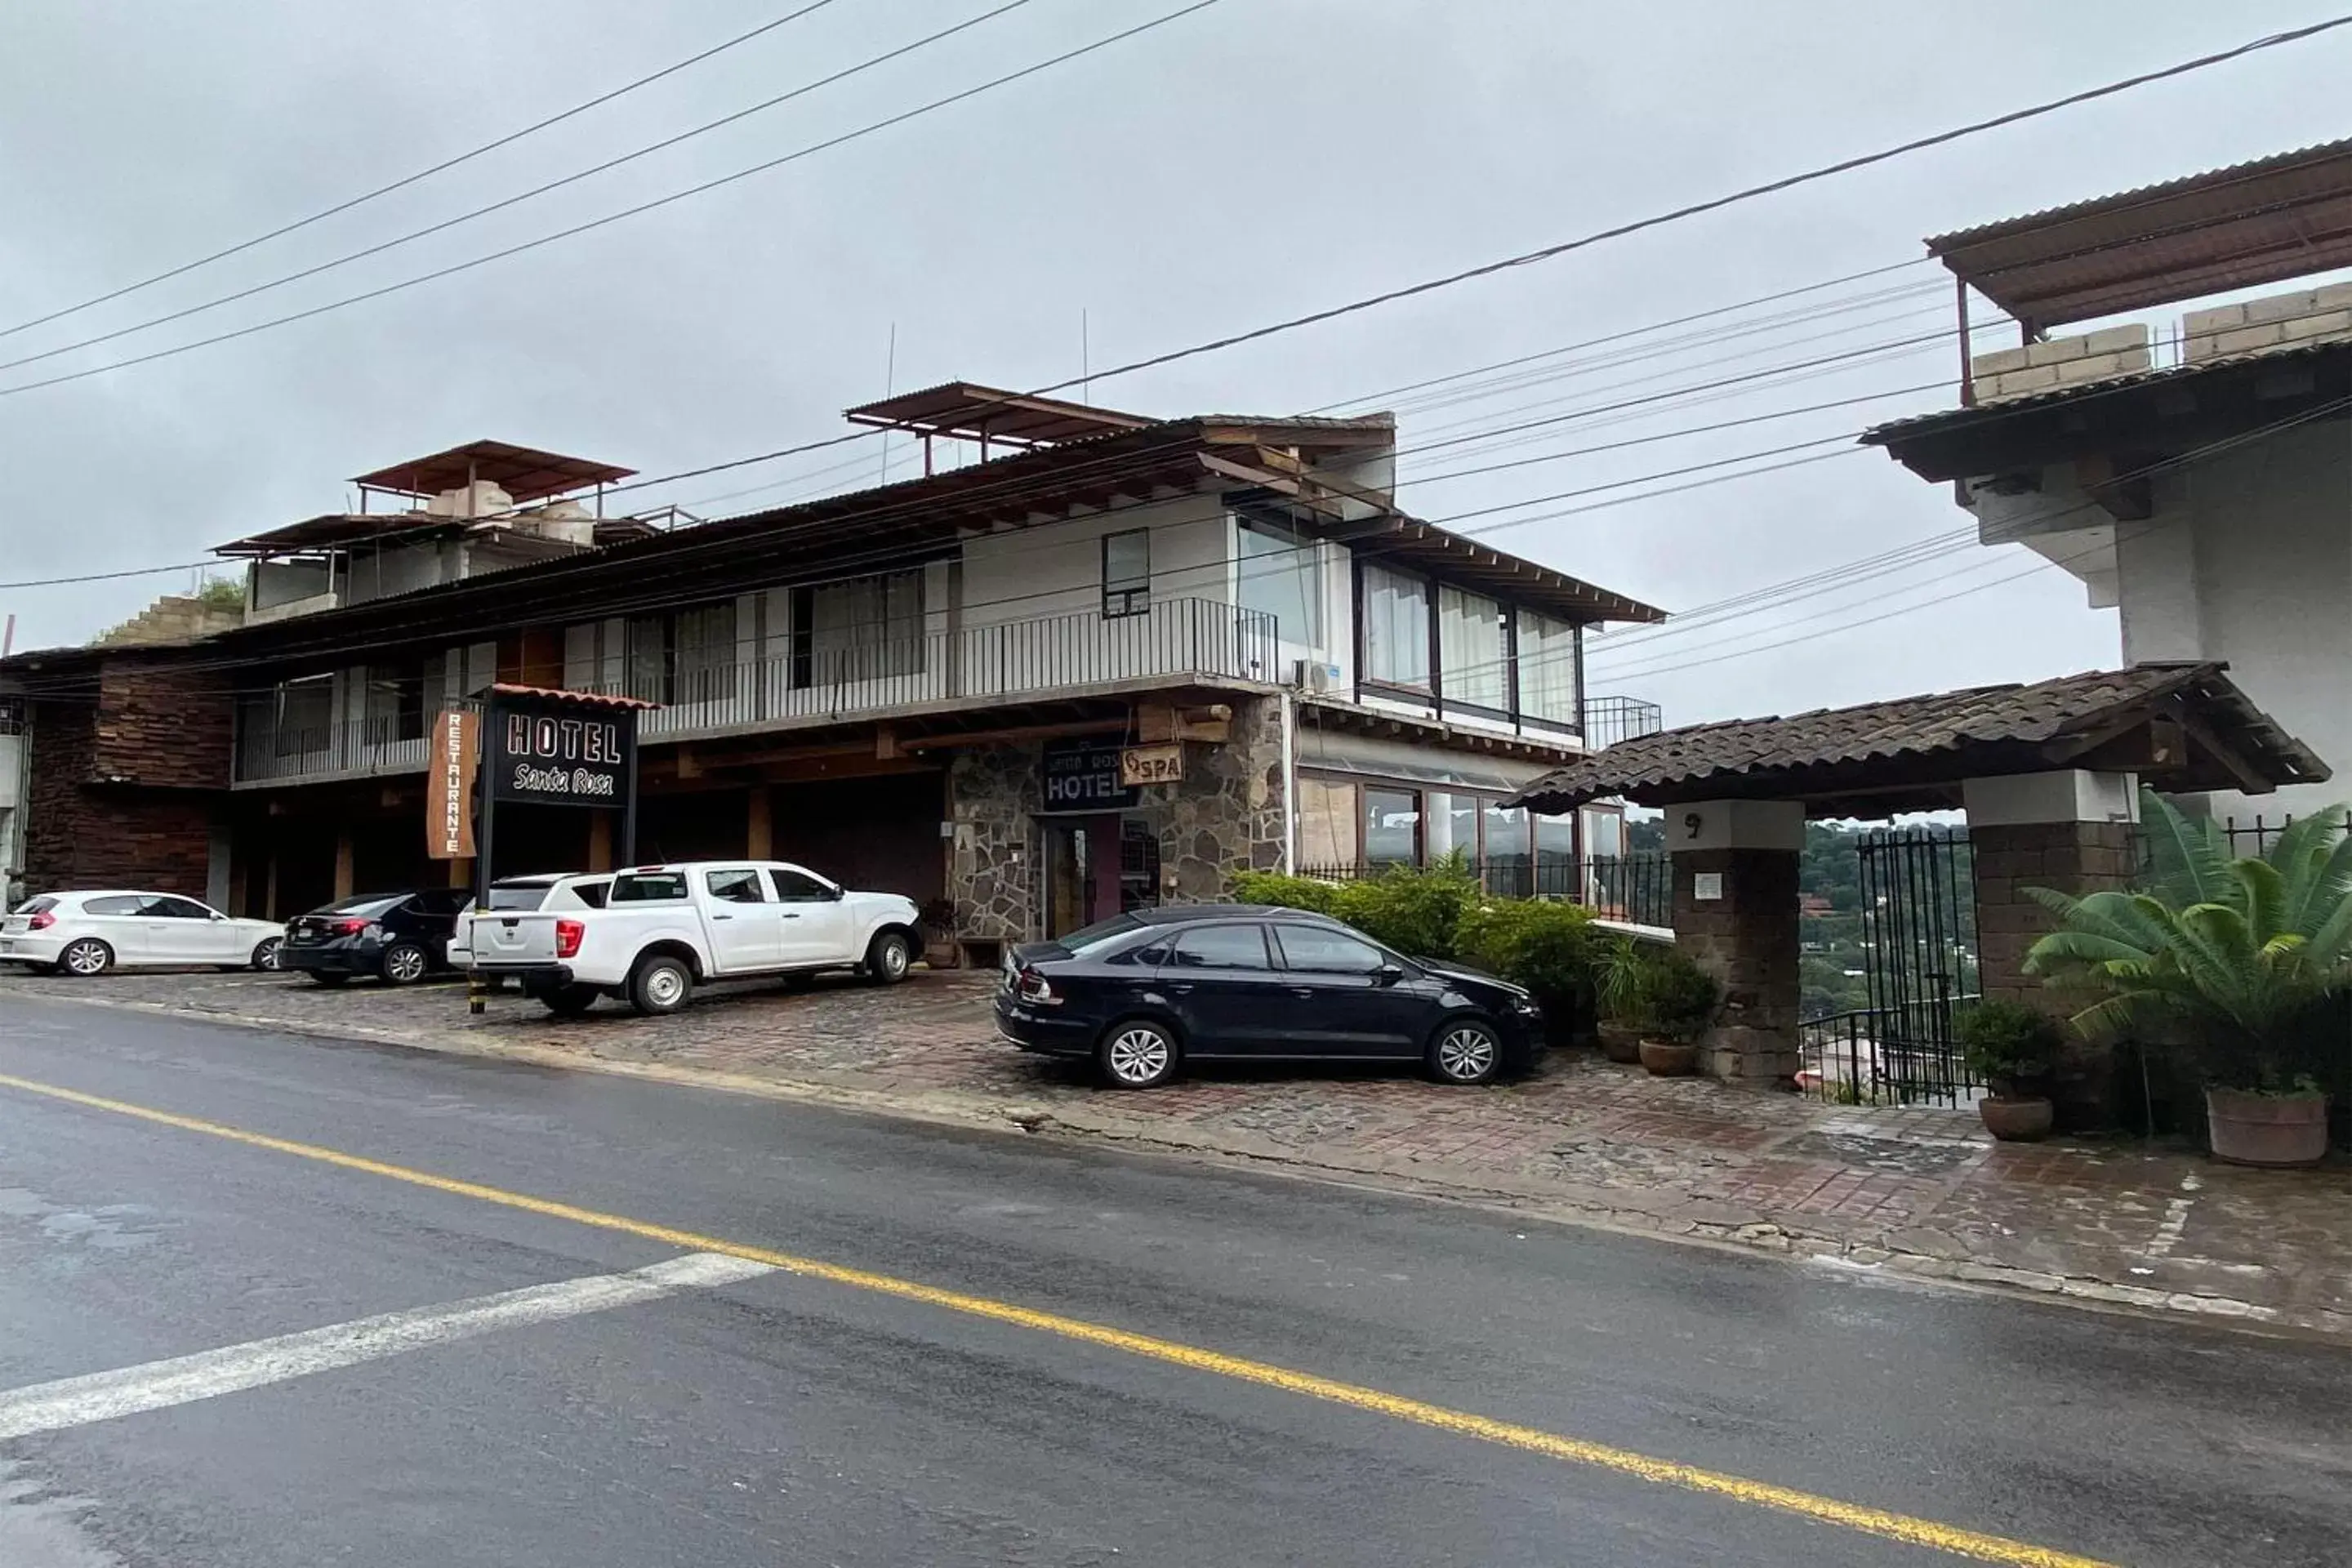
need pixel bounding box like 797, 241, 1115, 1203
1044, 816, 1126, 939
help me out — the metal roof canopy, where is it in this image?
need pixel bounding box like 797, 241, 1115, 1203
1930, 136, 2352, 331
213, 512, 457, 558
843, 382, 1156, 448
350, 439, 636, 502
1510, 663, 2328, 819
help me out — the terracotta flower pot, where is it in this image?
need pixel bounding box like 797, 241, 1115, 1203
1638, 1039, 1698, 1076
1597, 1022, 1643, 1063
1976, 1094, 2054, 1143
2206, 1086, 2331, 1168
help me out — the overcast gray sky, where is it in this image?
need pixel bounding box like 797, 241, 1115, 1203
3, 1, 2347, 726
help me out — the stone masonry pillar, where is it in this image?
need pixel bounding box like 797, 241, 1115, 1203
1667, 799, 1803, 1084
1964, 770, 2138, 1127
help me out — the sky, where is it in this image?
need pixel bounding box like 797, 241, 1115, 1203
2, 0, 2348, 728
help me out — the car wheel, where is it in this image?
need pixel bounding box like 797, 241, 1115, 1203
380, 942, 429, 986
542, 982, 600, 1018
58, 938, 113, 978
628, 953, 693, 1017
309, 972, 350, 988
864, 930, 911, 986
1097, 1018, 1179, 1089
250, 937, 282, 972
1428, 1017, 1503, 1086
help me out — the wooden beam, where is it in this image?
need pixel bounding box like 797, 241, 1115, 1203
898, 715, 1129, 752
875, 724, 902, 760
2169, 705, 2273, 796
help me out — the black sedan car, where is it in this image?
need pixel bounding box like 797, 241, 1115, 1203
994, 903, 1542, 1089
278, 888, 472, 987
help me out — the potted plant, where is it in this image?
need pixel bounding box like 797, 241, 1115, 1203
1953, 1000, 2063, 1141
1593, 935, 1653, 1063
917, 898, 960, 970
1636, 952, 1719, 1077
2025, 793, 2350, 1168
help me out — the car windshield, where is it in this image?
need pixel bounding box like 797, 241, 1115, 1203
486, 884, 552, 911
1059, 912, 1144, 956
321, 895, 405, 917
13, 896, 56, 915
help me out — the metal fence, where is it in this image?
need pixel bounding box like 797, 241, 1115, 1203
1579, 694, 1664, 750
2221, 813, 2350, 857
1293, 853, 1673, 924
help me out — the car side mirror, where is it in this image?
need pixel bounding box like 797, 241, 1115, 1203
827, 884, 846, 902
1374, 963, 1406, 987
210, 912, 226, 921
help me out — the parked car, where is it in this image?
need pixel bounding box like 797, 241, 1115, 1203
278, 889, 473, 987
993, 903, 1544, 1089
0, 891, 283, 976
446, 872, 612, 969
467, 861, 919, 1017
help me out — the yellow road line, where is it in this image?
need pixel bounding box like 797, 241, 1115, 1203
0, 1068, 2112, 1567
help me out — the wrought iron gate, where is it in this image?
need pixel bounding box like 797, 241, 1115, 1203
1806, 827, 1982, 1105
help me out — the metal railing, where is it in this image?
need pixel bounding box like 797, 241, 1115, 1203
234, 598, 1279, 784
1294, 853, 1673, 924
1801, 996, 1984, 1108
1579, 694, 1664, 750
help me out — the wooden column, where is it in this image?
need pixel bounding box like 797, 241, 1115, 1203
586, 812, 614, 873
746, 786, 772, 859
332, 829, 355, 900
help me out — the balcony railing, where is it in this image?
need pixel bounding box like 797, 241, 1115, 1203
234, 597, 1279, 784
1579, 694, 1663, 750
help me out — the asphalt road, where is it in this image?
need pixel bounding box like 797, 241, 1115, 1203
1, 997, 2346, 1567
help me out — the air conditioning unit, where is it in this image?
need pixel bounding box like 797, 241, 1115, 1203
1291, 659, 1337, 693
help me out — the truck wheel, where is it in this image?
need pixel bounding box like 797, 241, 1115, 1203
542, 983, 601, 1018
628, 953, 693, 1016
864, 931, 911, 986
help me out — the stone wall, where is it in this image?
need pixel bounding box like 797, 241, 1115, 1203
944, 696, 1289, 943
1671, 846, 1802, 1082
24, 697, 216, 898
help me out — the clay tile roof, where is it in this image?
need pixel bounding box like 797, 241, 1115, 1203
484, 682, 660, 710
1512, 663, 2328, 815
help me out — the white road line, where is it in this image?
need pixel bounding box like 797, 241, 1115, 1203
0, 1251, 773, 1441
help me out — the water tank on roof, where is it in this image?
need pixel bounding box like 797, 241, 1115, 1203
425, 480, 515, 519
514, 499, 595, 547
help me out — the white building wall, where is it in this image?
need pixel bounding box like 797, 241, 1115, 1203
958, 492, 1231, 628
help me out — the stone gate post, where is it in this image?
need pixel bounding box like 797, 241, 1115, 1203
1667, 799, 1804, 1083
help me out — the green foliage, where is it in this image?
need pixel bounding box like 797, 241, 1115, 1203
1239, 862, 1479, 961
1952, 1000, 2064, 1093
2025, 790, 2352, 1094
194, 577, 245, 611
1454, 898, 1597, 1012
1594, 938, 1717, 1043
1230, 871, 1341, 918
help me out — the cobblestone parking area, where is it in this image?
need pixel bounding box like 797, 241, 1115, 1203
7, 963, 2346, 1338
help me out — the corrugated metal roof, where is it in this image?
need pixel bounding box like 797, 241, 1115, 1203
1927, 136, 2352, 327
1511, 663, 2328, 813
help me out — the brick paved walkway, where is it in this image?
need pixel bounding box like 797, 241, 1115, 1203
7, 964, 2347, 1337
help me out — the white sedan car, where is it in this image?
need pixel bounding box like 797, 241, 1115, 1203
1, 891, 285, 976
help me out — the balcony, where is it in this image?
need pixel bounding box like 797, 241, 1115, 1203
234, 598, 1280, 786
1579, 694, 1664, 750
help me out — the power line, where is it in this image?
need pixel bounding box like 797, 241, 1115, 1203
0, 0, 1225, 399
0, 2, 843, 344
0, 0, 1028, 376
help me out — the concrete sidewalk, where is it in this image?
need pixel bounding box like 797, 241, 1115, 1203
8, 965, 2347, 1339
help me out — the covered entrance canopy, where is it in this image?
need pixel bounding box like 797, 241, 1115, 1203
1509, 662, 2327, 818
1506, 664, 2328, 1094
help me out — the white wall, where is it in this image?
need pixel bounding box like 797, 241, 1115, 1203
958, 491, 1231, 628
1971, 417, 2352, 822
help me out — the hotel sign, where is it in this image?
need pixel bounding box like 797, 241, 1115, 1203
488, 698, 635, 807
425, 708, 479, 860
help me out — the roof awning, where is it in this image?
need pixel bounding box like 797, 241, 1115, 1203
352, 440, 636, 502
843, 382, 1154, 447
1511, 663, 2328, 818
1928, 136, 2352, 329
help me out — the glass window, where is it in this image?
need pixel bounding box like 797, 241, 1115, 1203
82, 895, 145, 916
1582, 808, 1624, 859
1361, 564, 1430, 690
807, 570, 924, 684
487, 883, 554, 911
142, 896, 215, 920
1422, 791, 1477, 865
1102, 529, 1150, 618
1439, 587, 1507, 710
1519, 610, 1580, 724
1535, 813, 1577, 898
1363, 786, 1419, 866
672, 601, 738, 706
611, 871, 689, 902
1295, 777, 1358, 870
274, 675, 333, 755
1482, 800, 1531, 897
571, 879, 610, 909
1237, 510, 1321, 648
16, 896, 58, 916
1061, 912, 1144, 954
362, 660, 427, 746
1273, 924, 1388, 975
706, 868, 767, 904
1166, 924, 1272, 971
324, 893, 407, 915
767, 867, 839, 903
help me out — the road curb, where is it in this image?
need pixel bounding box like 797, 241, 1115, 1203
27, 991, 2345, 1344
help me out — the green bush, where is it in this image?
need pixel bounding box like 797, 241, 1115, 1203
1229, 871, 1341, 917
1455, 898, 1597, 1006
1952, 1000, 2064, 1094
1642, 953, 1721, 1044
1236, 862, 1478, 961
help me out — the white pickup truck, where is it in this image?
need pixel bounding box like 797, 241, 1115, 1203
468, 860, 921, 1018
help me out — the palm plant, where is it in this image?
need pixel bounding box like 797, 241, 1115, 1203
2023, 791, 2352, 1093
